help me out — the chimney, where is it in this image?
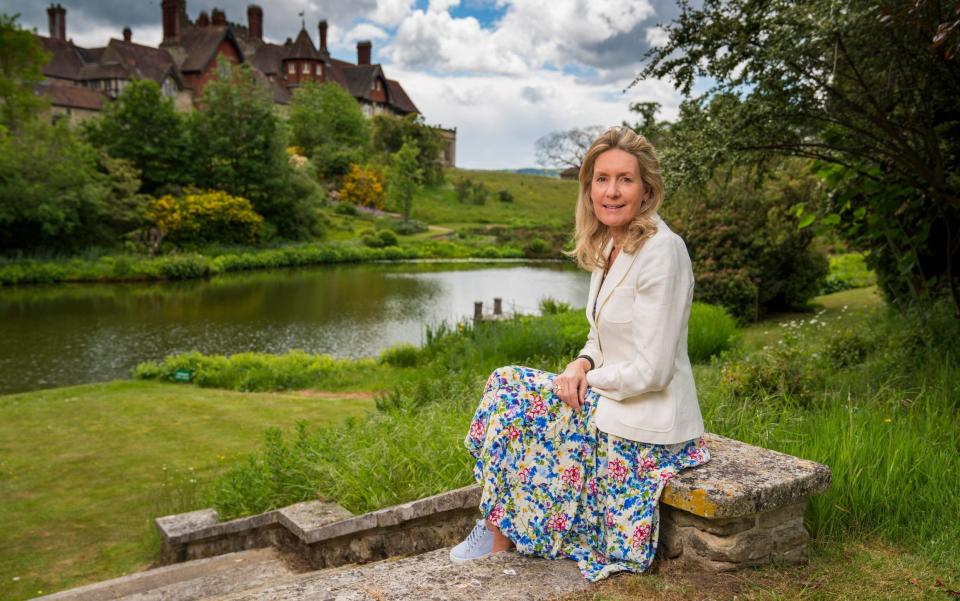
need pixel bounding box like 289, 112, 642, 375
123, 27, 132, 42
318, 20, 328, 52
47, 4, 66, 41
197, 11, 210, 27
161, 0, 180, 43
357, 40, 371, 65
211, 8, 227, 26
248, 5, 263, 41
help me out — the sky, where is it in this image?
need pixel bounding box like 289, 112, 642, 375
9, 0, 689, 169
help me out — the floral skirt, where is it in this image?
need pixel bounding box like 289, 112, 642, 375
465, 365, 710, 582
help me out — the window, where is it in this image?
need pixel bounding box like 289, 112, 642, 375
162, 77, 177, 98
301, 62, 309, 74
318, 64, 324, 77
288, 62, 295, 74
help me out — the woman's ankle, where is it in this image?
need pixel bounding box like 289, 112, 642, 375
486, 520, 514, 552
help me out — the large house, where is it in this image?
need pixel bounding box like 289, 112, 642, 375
35, 2, 456, 166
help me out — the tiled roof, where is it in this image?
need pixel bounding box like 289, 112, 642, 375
249, 42, 285, 75
78, 61, 131, 80
179, 26, 243, 73
285, 28, 321, 60
37, 36, 85, 81
386, 79, 418, 115
341, 64, 381, 101
37, 83, 105, 110
104, 39, 178, 83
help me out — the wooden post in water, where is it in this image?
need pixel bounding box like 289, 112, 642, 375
494, 298, 503, 316
474, 301, 483, 321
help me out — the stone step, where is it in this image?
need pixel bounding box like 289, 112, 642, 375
34, 548, 300, 601
206, 547, 591, 601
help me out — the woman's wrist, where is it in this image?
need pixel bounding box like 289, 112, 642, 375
575, 355, 594, 372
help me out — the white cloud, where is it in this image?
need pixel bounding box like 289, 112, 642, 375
369, 0, 417, 27
428, 0, 462, 12
344, 23, 390, 43
384, 65, 682, 169
645, 26, 670, 48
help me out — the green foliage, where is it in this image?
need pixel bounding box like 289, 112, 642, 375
386, 218, 427, 235
454, 177, 488, 205
0, 15, 50, 129
639, 0, 960, 313
538, 297, 573, 315
668, 160, 829, 321
371, 113, 445, 185
81, 80, 189, 194
188, 62, 315, 240
819, 252, 876, 295
686, 302, 739, 363
378, 343, 420, 367
133, 349, 374, 392
523, 237, 552, 257
361, 229, 398, 248
289, 82, 369, 179
0, 119, 109, 253
497, 189, 514, 203
386, 140, 422, 222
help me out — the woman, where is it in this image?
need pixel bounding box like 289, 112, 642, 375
449, 126, 710, 581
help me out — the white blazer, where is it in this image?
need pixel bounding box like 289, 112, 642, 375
579, 214, 705, 445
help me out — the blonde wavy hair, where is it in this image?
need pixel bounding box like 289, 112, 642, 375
568, 126, 664, 271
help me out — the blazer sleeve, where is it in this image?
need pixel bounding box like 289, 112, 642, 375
585, 235, 693, 400
577, 320, 603, 369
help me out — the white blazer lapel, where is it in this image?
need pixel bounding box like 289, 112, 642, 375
595, 242, 641, 320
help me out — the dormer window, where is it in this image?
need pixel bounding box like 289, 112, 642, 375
301, 62, 309, 74
288, 62, 295, 74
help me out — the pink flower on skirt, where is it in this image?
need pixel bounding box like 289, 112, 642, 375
587, 477, 598, 497
488, 504, 505, 523
605, 510, 616, 528
469, 419, 484, 440
517, 466, 531, 483
631, 524, 652, 549
546, 512, 568, 532
561, 466, 582, 489
608, 458, 629, 483
527, 395, 547, 417
504, 424, 521, 441
640, 455, 658, 472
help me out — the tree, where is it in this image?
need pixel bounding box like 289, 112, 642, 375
534, 125, 605, 170
0, 120, 108, 252
288, 81, 368, 179
637, 0, 960, 314
0, 14, 49, 130
82, 79, 189, 194
371, 113, 445, 185
386, 140, 422, 222
188, 61, 317, 239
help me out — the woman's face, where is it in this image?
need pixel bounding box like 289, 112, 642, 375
589, 148, 647, 233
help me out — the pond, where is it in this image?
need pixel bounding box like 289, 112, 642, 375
0, 261, 590, 394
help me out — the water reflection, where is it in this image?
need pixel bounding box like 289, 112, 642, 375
0, 261, 589, 394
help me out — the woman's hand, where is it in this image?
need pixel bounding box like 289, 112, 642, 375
553, 357, 592, 411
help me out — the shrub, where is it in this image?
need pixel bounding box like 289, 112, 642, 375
388, 219, 428, 235
334, 201, 359, 215
377, 229, 399, 247
539, 297, 573, 315
339, 164, 385, 209
146, 190, 262, 246
824, 328, 873, 368
362, 229, 398, 248
819, 252, 876, 294
686, 302, 739, 363
524, 237, 552, 257
669, 160, 829, 321
498, 189, 514, 203
379, 343, 420, 367
454, 177, 488, 205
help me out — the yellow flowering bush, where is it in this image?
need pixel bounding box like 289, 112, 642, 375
339, 163, 385, 209
147, 189, 263, 246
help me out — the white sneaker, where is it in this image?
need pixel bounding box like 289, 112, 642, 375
449, 519, 494, 563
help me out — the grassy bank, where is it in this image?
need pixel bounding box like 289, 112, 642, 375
0, 381, 373, 600
0, 169, 577, 287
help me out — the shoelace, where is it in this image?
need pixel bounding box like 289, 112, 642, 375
465, 521, 488, 550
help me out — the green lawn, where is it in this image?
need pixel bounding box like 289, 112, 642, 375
0, 380, 373, 600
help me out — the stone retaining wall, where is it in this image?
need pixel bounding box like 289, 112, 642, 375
157, 433, 831, 572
